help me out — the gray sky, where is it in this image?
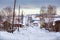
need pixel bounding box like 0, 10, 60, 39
0, 0, 60, 8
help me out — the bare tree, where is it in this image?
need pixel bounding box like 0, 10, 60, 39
3, 7, 13, 16
2, 7, 13, 22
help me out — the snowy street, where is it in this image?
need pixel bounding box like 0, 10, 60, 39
0, 26, 60, 40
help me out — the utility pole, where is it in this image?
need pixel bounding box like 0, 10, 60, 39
12, 0, 16, 33
18, 5, 20, 22
21, 10, 23, 24
18, 5, 20, 31
19, 6, 20, 16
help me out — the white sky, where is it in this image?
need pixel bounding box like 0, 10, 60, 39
57, 8, 60, 15
15, 8, 40, 15
15, 8, 60, 15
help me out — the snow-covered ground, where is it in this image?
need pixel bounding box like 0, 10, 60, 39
0, 26, 60, 40
0, 14, 60, 40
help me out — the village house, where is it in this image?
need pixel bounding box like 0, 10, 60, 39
37, 5, 60, 32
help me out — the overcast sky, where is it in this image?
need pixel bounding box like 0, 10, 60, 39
0, 0, 60, 15
0, 0, 60, 8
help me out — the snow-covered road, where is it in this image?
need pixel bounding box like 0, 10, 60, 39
0, 27, 60, 40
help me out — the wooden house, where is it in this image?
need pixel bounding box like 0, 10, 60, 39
54, 20, 60, 32
1, 20, 24, 32
2, 21, 12, 31
36, 5, 60, 32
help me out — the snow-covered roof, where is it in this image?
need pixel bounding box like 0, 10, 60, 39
54, 18, 60, 21
33, 21, 40, 23
33, 18, 40, 21
32, 16, 40, 20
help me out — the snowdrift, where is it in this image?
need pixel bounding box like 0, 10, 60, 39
0, 26, 60, 40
